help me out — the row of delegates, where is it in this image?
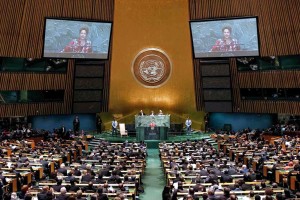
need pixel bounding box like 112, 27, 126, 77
138, 110, 164, 116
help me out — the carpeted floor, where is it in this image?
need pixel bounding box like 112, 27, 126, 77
138, 149, 165, 200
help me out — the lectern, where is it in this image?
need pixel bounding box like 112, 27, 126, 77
135, 115, 170, 141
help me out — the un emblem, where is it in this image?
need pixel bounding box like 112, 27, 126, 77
132, 48, 172, 88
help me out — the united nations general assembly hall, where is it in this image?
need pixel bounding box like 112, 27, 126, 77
1, 0, 300, 200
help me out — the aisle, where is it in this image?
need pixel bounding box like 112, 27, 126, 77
139, 149, 165, 200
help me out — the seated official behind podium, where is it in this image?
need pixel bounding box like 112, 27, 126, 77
139, 110, 145, 116
158, 110, 163, 116
150, 111, 155, 116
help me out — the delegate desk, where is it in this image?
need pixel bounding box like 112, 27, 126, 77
135, 115, 170, 140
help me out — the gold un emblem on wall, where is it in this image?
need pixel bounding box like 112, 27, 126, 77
132, 48, 172, 88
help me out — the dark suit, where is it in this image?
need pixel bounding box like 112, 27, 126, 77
60, 126, 66, 138
64, 175, 75, 182
68, 185, 80, 192
220, 174, 233, 183
52, 185, 63, 192
100, 168, 110, 176
213, 168, 223, 176
73, 117, 80, 133
73, 169, 81, 176
0, 174, 7, 185
227, 168, 238, 175
37, 191, 48, 200
99, 194, 109, 200
199, 170, 209, 176
244, 173, 257, 182
206, 174, 218, 183
241, 183, 253, 191
55, 194, 69, 200
81, 174, 93, 182
57, 168, 67, 176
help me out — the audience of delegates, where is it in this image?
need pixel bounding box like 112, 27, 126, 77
159, 133, 300, 200
0, 133, 147, 200
3, 121, 300, 200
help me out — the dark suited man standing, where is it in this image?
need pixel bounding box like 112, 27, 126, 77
204, 113, 209, 133
60, 125, 66, 138
96, 115, 102, 134
73, 116, 80, 134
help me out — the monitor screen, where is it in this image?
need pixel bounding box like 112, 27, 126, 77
43, 18, 112, 59
190, 17, 260, 58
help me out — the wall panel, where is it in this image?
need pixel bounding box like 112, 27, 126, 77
190, 0, 300, 56
0, 0, 113, 117
190, 0, 300, 114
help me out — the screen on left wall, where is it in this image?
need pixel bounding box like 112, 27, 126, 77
43, 18, 112, 59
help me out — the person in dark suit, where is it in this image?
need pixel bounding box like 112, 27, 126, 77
83, 181, 96, 193
60, 125, 66, 138
100, 165, 111, 177
240, 180, 253, 191
108, 170, 121, 183
57, 164, 67, 176
244, 169, 257, 182
64, 172, 75, 182
75, 190, 86, 200
0, 171, 7, 185
96, 115, 102, 134
227, 166, 238, 175
81, 171, 94, 183
73, 166, 82, 176
37, 186, 49, 200
67, 179, 80, 192
205, 170, 218, 183
97, 188, 109, 200
199, 168, 209, 176
220, 170, 233, 183
55, 187, 69, 200
162, 186, 171, 200
73, 116, 80, 134
94, 174, 106, 184
52, 179, 63, 192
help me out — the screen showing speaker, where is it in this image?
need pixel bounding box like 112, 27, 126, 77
190, 16, 259, 58
43, 18, 112, 59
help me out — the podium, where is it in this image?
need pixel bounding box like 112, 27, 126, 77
135, 115, 170, 141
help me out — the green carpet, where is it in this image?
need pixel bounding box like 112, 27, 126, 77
139, 149, 165, 200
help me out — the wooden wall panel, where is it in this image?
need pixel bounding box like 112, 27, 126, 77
0, 73, 66, 90
194, 60, 204, 111
190, 0, 300, 114
238, 71, 300, 88
190, 0, 300, 56
0, 0, 113, 117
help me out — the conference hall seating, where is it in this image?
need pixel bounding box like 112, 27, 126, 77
159, 138, 288, 199
0, 137, 147, 200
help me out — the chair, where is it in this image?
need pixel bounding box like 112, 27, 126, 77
119, 123, 128, 137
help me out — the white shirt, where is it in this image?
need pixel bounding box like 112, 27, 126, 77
112, 120, 118, 128
185, 119, 192, 127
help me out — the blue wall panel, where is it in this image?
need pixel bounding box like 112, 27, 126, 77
29, 114, 96, 132
209, 113, 274, 131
